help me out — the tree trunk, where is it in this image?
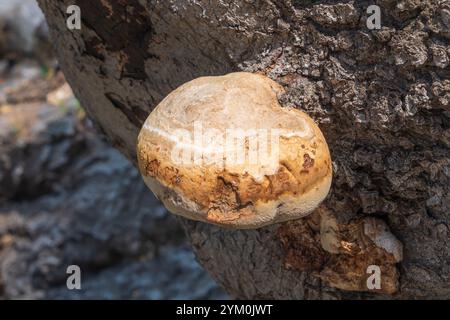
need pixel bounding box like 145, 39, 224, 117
37, 0, 450, 299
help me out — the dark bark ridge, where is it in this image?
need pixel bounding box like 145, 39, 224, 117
37, 0, 450, 299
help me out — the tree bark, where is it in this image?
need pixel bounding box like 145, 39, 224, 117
37, 0, 450, 299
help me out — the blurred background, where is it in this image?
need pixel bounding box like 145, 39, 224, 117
0, 0, 226, 299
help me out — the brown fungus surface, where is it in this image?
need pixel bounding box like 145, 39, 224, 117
137, 72, 332, 228
279, 211, 404, 294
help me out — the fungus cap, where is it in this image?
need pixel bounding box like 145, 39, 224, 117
137, 72, 332, 229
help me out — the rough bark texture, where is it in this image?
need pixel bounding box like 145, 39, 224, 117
37, 0, 450, 299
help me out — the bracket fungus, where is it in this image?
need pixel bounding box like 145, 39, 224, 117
280, 211, 404, 294
137, 72, 332, 229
